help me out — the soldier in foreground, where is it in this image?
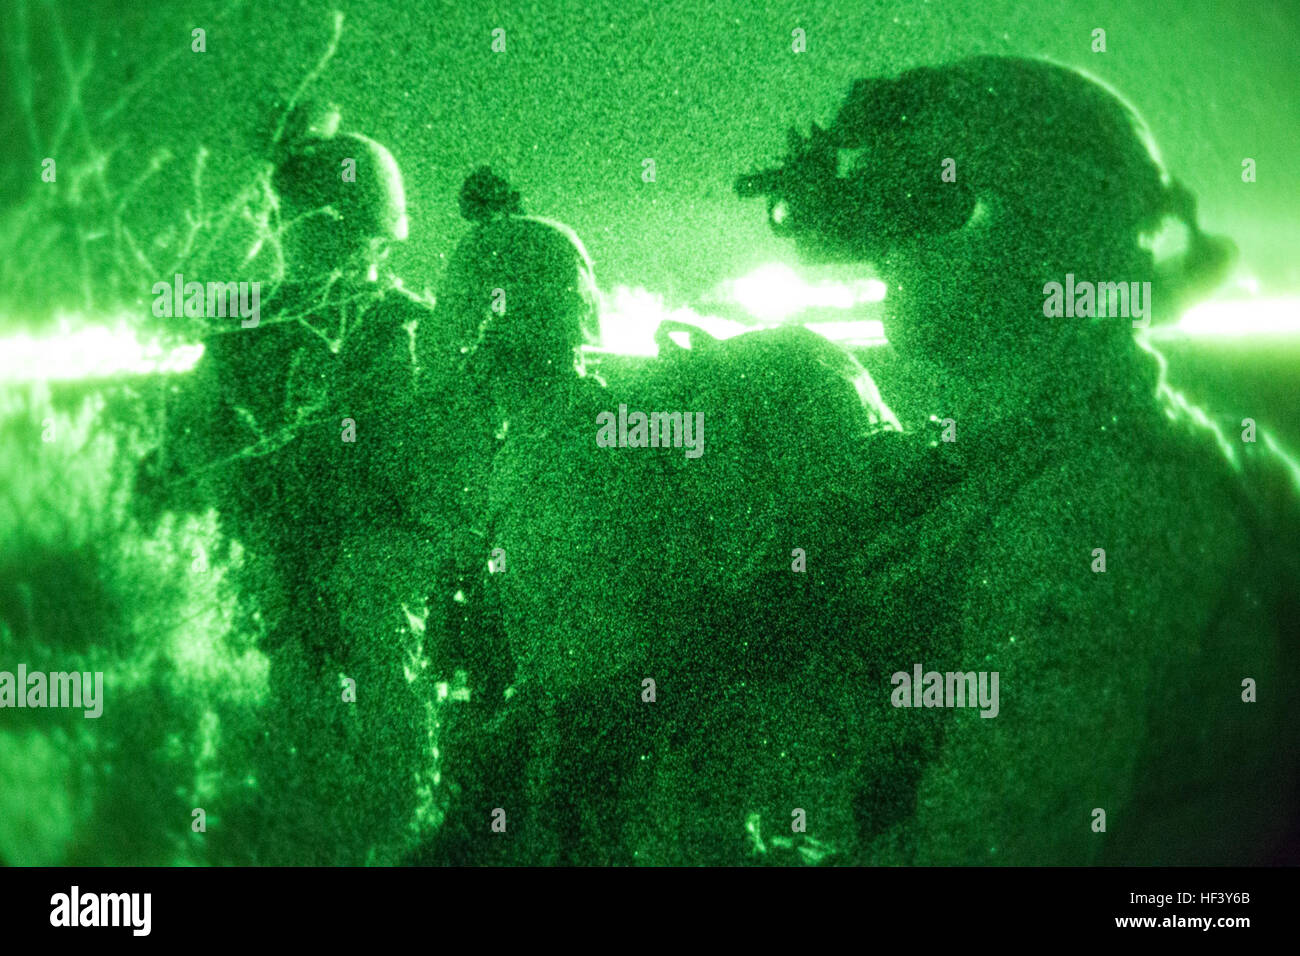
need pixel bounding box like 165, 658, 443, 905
738, 55, 1300, 863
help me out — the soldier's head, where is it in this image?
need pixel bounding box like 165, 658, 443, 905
441, 209, 599, 401
273, 106, 409, 281
741, 56, 1233, 390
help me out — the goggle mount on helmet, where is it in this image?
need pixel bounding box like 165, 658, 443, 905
735, 120, 976, 259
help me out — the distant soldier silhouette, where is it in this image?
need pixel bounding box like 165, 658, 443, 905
146, 104, 476, 864
424, 169, 947, 865
739, 55, 1300, 863
418, 174, 636, 864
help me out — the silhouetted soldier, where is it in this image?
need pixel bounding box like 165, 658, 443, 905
739, 55, 1300, 864
146, 105, 477, 864
426, 169, 945, 864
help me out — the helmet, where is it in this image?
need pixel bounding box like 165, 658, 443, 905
737, 56, 1176, 265
273, 130, 409, 245
441, 213, 600, 376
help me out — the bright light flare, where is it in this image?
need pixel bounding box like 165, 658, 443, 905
728, 263, 887, 322
596, 286, 750, 356
0, 315, 204, 383
1157, 298, 1300, 339
595, 275, 891, 357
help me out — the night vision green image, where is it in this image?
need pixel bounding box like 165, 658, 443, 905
1, 0, 1297, 867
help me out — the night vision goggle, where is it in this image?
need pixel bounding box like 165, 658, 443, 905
735, 122, 976, 259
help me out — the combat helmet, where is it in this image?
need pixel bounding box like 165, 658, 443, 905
441, 167, 599, 378
273, 102, 409, 250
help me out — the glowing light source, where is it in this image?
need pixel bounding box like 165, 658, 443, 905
1155, 298, 1300, 339
596, 286, 748, 356
727, 263, 887, 321
0, 315, 204, 383
594, 271, 892, 357
730, 263, 804, 322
